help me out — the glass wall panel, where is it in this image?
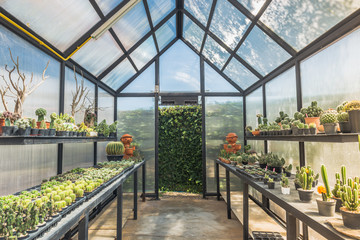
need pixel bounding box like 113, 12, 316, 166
122, 63, 155, 93
101, 59, 136, 90
237, 26, 291, 76
260, 0, 360, 50
205, 97, 243, 192
112, 0, 150, 50
1, 0, 100, 51
130, 36, 157, 70
246, 87, 263, 152
224, 58, 258, 90
97, 141, 110, 163
183, 15, 205, 52
202, 35, 230, 69
184, 0, 213, 26
204, 62, 238, 92
301, 27, 360, 110
268, 141, 299, 172
265, 67, 296, 122
0, 145, 57, 196
117, 97, 155, 192
210, 0, 251, 50
95, 0, 123, 16
98, 88, 114, 123
147, 0, 176, 27
64, 66, 95, 124
155, 15, 177, 51
237, 0, 266, 15
71, 31, 123, 77
0, 25, 60, 117
301, 27, 360, 186
63, 143, 94, 172
247, 140, 264, 153
160, 41, 200, 92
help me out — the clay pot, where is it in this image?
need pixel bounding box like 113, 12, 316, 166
316, 199, 336, 216
305, 117, 320, 133
226, 133, 238, 144
0, 118, 4, 135
340, 207, 360, 229
252, 130, 260, 136
125, 147, 134, 155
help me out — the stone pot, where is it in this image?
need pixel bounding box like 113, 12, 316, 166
297, 188, 314, 202
281, 187, 290, 195
340, 207, 360, 229
316, 198, 336, 216
268, 182, 275, 189
323, 123, 337, 134
348, 110, 360, 133
333, 197, 342, 212
339, 121, 351, 133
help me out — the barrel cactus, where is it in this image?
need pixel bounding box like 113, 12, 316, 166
337, 112, 349, 122
320, 109, 338, 124
105, 141, 125, 156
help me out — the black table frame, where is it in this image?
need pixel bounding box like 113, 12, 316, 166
39, 161, 146, 240
215, 159, 350, 240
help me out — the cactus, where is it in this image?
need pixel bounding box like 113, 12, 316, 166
40, 119, 46, 129
332, 179, 342, 198
320, 109, 338, 124
337, 112, 349, 122
321, 165, 331, 200
341, 166, 346, 185
297, 166, 315, 190
341, 182, 360, 211
105, 141, 125, 156
35, 108, 47, 122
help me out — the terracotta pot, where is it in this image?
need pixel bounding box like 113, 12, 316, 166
305, 117, 320, 133
46, 122, 50, 129
252, 130, 260, 136
316, 198, 335, 216
340, 207, 360, 229
0, 118, 4, 135
36, 121, 41, 129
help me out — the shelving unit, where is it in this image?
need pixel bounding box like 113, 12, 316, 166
245, 133, 359, 143
0, 136, 116, 145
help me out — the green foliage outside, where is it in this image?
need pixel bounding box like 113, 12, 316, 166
159, 105, 202, 193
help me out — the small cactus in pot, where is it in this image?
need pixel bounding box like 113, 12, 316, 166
320, 109, 338, 134
316, 165, 336, 216
340, 181, 360, 229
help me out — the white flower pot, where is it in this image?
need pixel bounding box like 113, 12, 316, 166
281, 187, 290, 195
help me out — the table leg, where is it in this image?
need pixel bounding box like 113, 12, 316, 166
117, 185, 123, 240
226, 169, 231, 219
216, 162, 220, 201
286, 212, 298, 239
243, 183, 249, 240
78, 213, 89, 240
134, 170, 138, 220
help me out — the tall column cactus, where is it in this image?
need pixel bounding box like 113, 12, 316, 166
341, 165, 346, 185
301, 166, 314, 190
341, 181, 360, 211
321, 165, 331, 201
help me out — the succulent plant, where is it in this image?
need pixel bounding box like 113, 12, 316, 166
15, 118, 30, 129
341, 181, 359, 211
343, 100, 360, 112
300, 101, 323, 118
35, 108, 47, 122
296, 166, 316, 190
320, 165, 332, 201
309, 123, 316, 129
320, 109, 338, 124
3, 111, 13, 126
337, 112, 349, 122
336, 101, 348, 113
39, 120, 46, 129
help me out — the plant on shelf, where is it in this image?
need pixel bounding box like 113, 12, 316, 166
35, 108, 47, 123
316, 165, 336, 216
49, 112, 57, 129
309, 123, 317, 134
105, 141, 125, 161
266, 153, 285, 173
320, 109, 338, 134
109, 121, 118, 137
332, 166, 347, 212
15, 118, 31, 136
268, 177, 275, 189
281, 174, 290, 194
296, 166, 316, 202
275, 111, 289, 124
343, 100, 360, 133
283, 164, 292, 177
340, 179, 360, 229
263, 174, 269, 184
301, 101, 323, 118
96, 120, 110, 137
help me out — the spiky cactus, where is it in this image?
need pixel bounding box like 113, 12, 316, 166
300, 167, 314, 190
341, 181, 360, 211
332, 179, 342, 198
341, 166, 346, 185
320, 109, 338, 124
321, 165, 331, 201
105, 141, 125, 156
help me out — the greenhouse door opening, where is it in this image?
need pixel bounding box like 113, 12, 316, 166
158, 103, 203, 193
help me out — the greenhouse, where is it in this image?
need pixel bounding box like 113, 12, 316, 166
0, 0, 360, 239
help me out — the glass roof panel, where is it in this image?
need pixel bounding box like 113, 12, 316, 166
0, 0, 100, 52
130, 36, 157, 70
204, 62, 238, 92
224, 58, 258, 89
112, 0, 150, 51
147, 0, 176, 27
260, 0, 360, 50
122, 63, 155, 93
210, 0, 251, 50
237, 25, 291, 76
183, 15, 205, 52
160, 41, 200, 92
202, 35, 230, 69
95, 0, 123, 16
155, 15, 176, 51
237, 0, 266, 15
72, 31, 123, 77
101, 59, 136, 90
184, 0, 213, 26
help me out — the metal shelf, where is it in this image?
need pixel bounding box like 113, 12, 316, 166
0, 136, 116, 145
245, 133, 359, 143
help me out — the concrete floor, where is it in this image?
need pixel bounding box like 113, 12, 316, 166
88, 193, 243, 240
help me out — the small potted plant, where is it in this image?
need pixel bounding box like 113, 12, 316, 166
267, 153, 285, 173
303, 124, 310, 135
302, 101, 323, 130
38, 120, 47, 136
320, 109, 338, 134
291, 119, 301, 135
15, 118, 31, 136
245, 125, 252, 137
109, 121, 118, 138
283, 164, 292, 177
281, 175, 290, 194
229, 155, 237, 166
30, 119, 39, 136
268, 178, 275, 189
297, 166, 315, 202
263, 174, 269, 184
105, 141, 125, 161
332, 166, 347, 212
316, 165, 336, 216
0, 111, 4, 135
1, 111, 14, 136
96, 120, 110, 137
297, 122, 305, 135
258, 153, 267, 169
340, 179, 360, 229
241, 154, 248, 165
49, 112, 57, 136
252, 114, 263, 136
35, 108, 47, 129
343, 100, 360, 133
282, 124, 291, 135
309, 123, 317, 134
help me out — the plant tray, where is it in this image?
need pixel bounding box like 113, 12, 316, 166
27, 215, 61, 240
60, 197, 85, 217
252, 231, 284, 240
235, 168, 263, 181
85, 185, 103, 200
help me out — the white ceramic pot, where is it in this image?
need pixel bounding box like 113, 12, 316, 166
281, 186, 290, 195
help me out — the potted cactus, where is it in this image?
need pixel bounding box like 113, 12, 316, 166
332, 166, 347, 212
316, 165, 336, 216
297, 166, 315, 202
49, 112, 57, 136
281, 175, 290, 194
105, 141, 125, 161
1, 111, 15, 136
35, 108, 47, 129
309, 123, 317, 134
268, 178, 275, 189
340, 179, 360, 229
30, 118, 39, 136
303, 124, 310, 135
282, 124, 291, 135
109, 121, 118, 138
263, 174, 269, 184
320, 109, 338, 134
343, 100, 360, 133
38, 120, 47, 136
302, 101, 323, 132
283, 164, 292, 177
15, 118, 31, 136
